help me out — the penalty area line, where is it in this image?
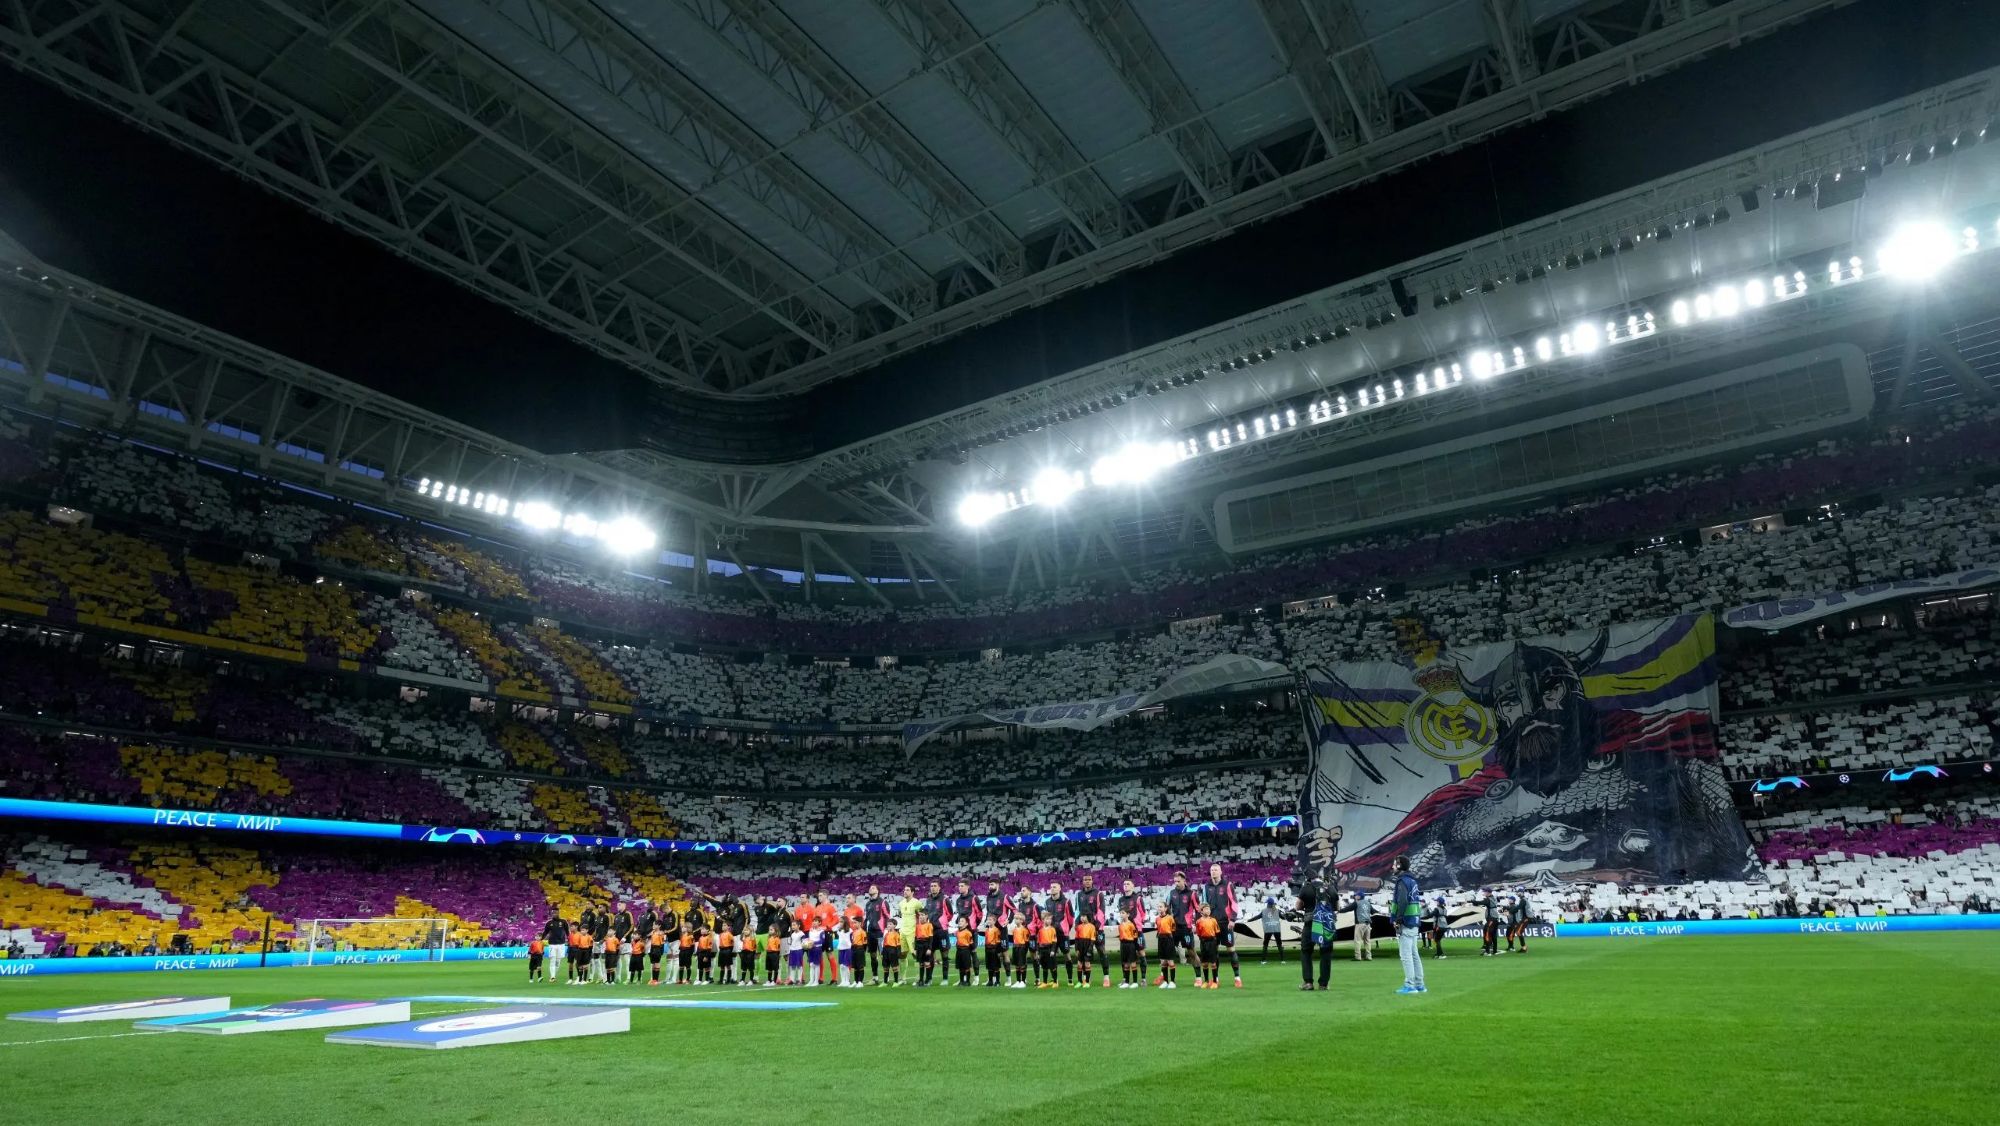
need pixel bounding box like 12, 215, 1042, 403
0, 1030, 168, 1047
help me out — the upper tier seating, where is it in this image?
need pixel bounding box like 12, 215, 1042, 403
5, 399, 1995, 668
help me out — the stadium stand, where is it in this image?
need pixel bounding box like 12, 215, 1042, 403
1, 400, 1998, 959
0, 400, 1991, 670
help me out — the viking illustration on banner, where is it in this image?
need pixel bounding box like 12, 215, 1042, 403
1296, 614, 1757, 889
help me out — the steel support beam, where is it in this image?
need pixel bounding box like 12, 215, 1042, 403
696, 0, 1025, 294
264, 0, 857, 356
1482, 0, 1541, 89
802, 532, 892, 608
721, 540, 777, 605
1063, 0, 1234, 204
1929, 334, 1997, 401
0, 0, 758, 391
871, 0, 1127, 246
471, 0, 935, 324
906, 544, 962, 608
1254, 0, 1395, 151
735, 0, 1856, 392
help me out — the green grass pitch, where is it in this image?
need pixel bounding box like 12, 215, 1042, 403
3, 936, 1995, 1125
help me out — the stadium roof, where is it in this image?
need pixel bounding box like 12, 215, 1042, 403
0, 0, 1858, 408
7, 0, 2000, 589
8, 57, 2000, 597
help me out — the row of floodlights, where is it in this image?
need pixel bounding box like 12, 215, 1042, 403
957, 219, 1986, 527
415, 478, 657, 555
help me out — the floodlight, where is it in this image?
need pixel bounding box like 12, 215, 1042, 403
957, 492, 1004, 527
1878, 220, 1955, 280
563, 512, 598, 538
1534, 337, 1553, 361
516, 501, 561, 531
1468, 350, 1494, 379
598, 516, 657, 556
1572, 320, 1601, 354
1031, 467, 1082, 506
1713, 285, 1741, 317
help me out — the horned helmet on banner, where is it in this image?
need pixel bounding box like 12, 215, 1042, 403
1462, 628, 1609, 797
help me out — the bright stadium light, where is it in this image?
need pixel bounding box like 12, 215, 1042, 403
1878, 220, 1958, 280
562, 512, 598, 538
957, 492, 1005, 527
1031, 467, 1083, 506
1090, 442, 1178, 487
1468, 350, 1494, 379
515, 501, 561, 531
1572, 320, 1601, 354
597, 516, 657, 556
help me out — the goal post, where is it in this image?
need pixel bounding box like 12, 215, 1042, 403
297, 917, 451, 965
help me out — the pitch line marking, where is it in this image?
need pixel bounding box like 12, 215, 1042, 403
0, 1030, 167, 1047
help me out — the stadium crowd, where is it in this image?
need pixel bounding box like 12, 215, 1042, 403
0, 400, 1996, 726
1, 399, 1998, 966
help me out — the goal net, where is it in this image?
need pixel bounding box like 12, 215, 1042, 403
297, 918, 450, 965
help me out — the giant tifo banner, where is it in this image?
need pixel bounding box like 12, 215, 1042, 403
1296, 614, 1758, 890
901, 654, 1289, 750
1723, 566, 2000, 631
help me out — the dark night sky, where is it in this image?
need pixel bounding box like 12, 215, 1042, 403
0, 0, 1993, 457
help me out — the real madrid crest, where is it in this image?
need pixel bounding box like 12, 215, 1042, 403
1404, 662, 1495, 764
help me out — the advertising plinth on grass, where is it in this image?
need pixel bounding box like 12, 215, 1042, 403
326, 1005, 629, 1049
7, 996, 232, 1023
136, 999, 411, 1034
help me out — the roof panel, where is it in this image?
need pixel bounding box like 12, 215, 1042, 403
1205, 81, 1311, 151
417, 0, 849, 299
775, 0, 922, 95
1130, 0, 1288, 110
879, 76, 1037, 211
955, 0, 1045, 37
418, 0, 709, 197
989, 190, 1072, 240
598, 1, 814, 149
990, 7, 1153, 162
1352, 0, 1489, 86
1094, 136, 1184, 196
781, 132, 944, 265
1529, 0, 1603, 21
